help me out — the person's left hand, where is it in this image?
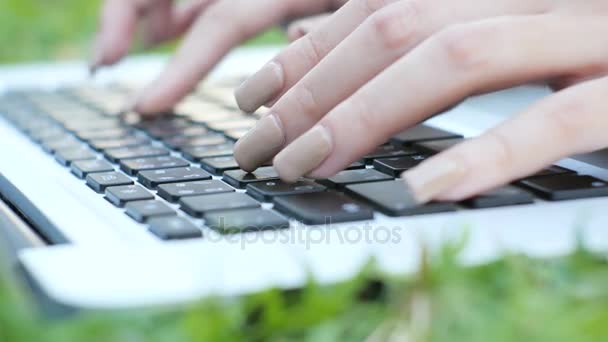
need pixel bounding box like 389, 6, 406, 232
233, 0, 608, 204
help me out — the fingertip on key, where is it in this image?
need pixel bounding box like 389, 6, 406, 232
400, 156, 468, 205
273, 125, 333, 183
235, 61, 284, 113
234, 113, 286, 172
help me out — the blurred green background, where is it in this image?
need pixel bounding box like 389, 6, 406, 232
0, 0, 286, 64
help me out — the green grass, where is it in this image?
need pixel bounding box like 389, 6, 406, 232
0, 0, 287, 64
2, 237, 608, 342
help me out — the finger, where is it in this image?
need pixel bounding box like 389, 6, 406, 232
92, 0, 152, 68
271, 15, 608, 182
170, 0, 213, 38
133, 0, 336, 116
141, 0, 173, 48
234, 0, 554, 171
234, 0, 397, 114
141, 0, 212, 48
413, 76, 608, 203
286, 13, 332, 41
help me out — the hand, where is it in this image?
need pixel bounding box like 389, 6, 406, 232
233, 0, 608, 204
90, 0, 347, 116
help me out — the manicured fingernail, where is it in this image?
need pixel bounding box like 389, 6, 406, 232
274, 125, 332, 183
235, 61, 284, 113
234, 113, 285, 172
400, 158, 467, 204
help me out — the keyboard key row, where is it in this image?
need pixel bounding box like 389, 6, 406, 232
12, 89, 608, 242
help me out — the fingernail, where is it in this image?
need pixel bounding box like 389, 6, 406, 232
234, 113, 285, 172
401, 158, 467, 204
273, 125, 332, 183
235, 61, 284, 113
88, 37, 103, 77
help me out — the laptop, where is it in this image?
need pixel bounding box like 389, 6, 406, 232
1, 47, 608, 311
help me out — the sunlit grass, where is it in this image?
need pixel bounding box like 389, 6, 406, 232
2, 239, 608, 342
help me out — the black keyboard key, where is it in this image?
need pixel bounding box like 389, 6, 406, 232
180, 193, 259, 217
273, 192, 373, 225
29, 126, 66, 142
526, 165, 575, 179
89, 136, 149, 151
158, 180, 234, 202
415, 138, 463, 153
181, 143, 234, 161
462, 186, 535, 209
105, 184, 154, 207
125, 200, 176, 222
199, 156, 240, 175
247, 180, 327, 202
120, 156, 190, 176
163, 134, 227, 149
318, 169, 393, 188
148, 217, 202, 240
41, 136, 81, 154
71, 159, 114, 178
362, 145, 419, 163
139, 119, 191, 138
346, 180, 457, 216
138, 167, 211, 189
54, 147, 97, 166
519, 175, 608, 201
223, 167, 279, 188
390, 125, 462, 146
104, 145, 170, 163
86, 171, 134, 193
205, 209, 289, 234
373, 155, 430, 177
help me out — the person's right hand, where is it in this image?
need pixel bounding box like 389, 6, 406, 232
90, 0, 347, 116
231, 0, 608, 206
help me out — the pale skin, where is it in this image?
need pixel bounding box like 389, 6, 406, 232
93, 0, 608, 204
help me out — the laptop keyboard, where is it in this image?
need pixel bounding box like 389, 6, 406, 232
2, 84, 608, 241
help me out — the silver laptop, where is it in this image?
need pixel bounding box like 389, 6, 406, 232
1, 48, 608, 311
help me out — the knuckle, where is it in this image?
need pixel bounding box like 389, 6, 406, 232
346, 96, 379, 135
300, 34, 326, 66
431, 24, 492, 72
291, 82, 320, 120
366, 1, 422, 50
545, 100, 587, 142
484, 131, 516, 170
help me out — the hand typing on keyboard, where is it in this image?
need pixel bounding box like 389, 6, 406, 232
90, 0, 348, 115
231, 1, 608, 205
91, 0, 608, 207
